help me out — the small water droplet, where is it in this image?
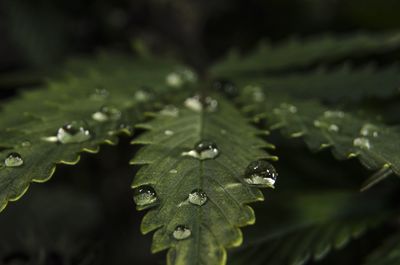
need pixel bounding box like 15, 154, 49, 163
41, 136, 59, 143
246, 85, 264, 102
160, 105, 179, 117
353, 137, 371, 149
184, 95, 203, 112
360, 123, 379, 137
92, 106, 121, 122
328, 124, 339, 132
57, 121, 92, 144
188, 189, 208, 206
205, 97, 218, 112
166, 72, 183, 87
244, 160, 277, 188
169, 169, 178, 174
280, 103, 297, 113
182, 141, 219, 160
89, 88, 109, 101
324, 111, 344, 118
133, 185, 158, 207
173, 225, 191, 240
164, 130, 174, 136
135, 87, 153, 102
21, 141, 31, 148
213, 79, 238, 98
4, 152, 23, 167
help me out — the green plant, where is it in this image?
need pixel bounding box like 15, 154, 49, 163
1, 32, 400, 265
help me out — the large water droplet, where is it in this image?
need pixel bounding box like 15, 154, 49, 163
89, 88, 109, 101
160, 105, 179, 117
4, 152, 23, 167
244, 160, 277, 188
173, 225, 191, 240
92, 106, 121, 122
360, 123, 379, 138
353, 137, 371, 149
188, 189, 208, 206
213, 79, 238, 98
57, 121, 92, 144
133, 185, 158, 208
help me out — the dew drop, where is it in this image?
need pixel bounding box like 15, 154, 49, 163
92, 106, 121, 122
57, 121, 92, 144
135, 87, 153, 102
213, 79, 238, 98
89, 88, 109, 101
182, 141, 220, 160
160, 105, 179, 117
164, 130, 174, 136
328, 124, 339, 132
169, 169, 178, 174
324, 110, 344, 118
245, 85, 264, 102
188, 189, 208, 206
173, 225, 191, 240
184, 95, 203, 112
244, 160, 277, 188
353, 137, 371, 149
4, 152, 23, 167
166, 72, 183, 88
205, 97, 218, 112
280, 103, 297, 113
360, 123, 379, 138
133, 185, 158, 207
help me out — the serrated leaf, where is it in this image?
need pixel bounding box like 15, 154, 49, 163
211, 32, 400, 76
236, 85, 400, 189
130, 95, 276, 265
0, 54, 194, 212
231, 64, 400, 102
228, 191, 388, 265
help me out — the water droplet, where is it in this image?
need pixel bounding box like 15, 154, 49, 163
57, 121, 92, 144
160, 105, 179, 117
4, 152, 23, 167
41, 136, 58, 143
89, 88, 109, 101
246, 85, 264, 102
92, 106, 121, 122
173, 225, 191, 240
188, 189, 208, 206
21, 141, 31, 148
244, 160, 277, 188
360, 123, 379, 137
280, 103, 297, 113
164, 130, 174, 136
169, 169, 178, 174
213, 79, 238, 98
205, 97, 218, 112
324, 111, 344, 118
184, 95, 202, 112
328, 124, 339, 132
182, 141, 219, 160
353, 137, 371, 149
166, 72, 183, 87
133, 185, 158, 207
135, 87, 153, 102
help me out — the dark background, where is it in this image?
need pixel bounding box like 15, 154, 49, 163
0, 1, 400, 264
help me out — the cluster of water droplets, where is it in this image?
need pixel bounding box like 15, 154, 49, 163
182, 140, 220, 160
184, 95, 218, 113
166, 68, 197, 88
352, 123, 379, 150
42, 121, 92, 144
92, 106, 121, 122
244, 84, 265, 102
313, 110, 345, 133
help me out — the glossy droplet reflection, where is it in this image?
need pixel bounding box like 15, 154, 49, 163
244, 160, 277, 188
92, 106, 121, 122
188, 189, 208, 206
57, 121, 92, 144
182, 140, 219, 160
133, 185, 158, 207
4, 152, 23, 167
184, 95, 218, 112
173, 225, 191, 240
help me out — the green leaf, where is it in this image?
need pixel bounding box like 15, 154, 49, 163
364, 233, 400, 265
130, 94, 276, 265
236, 85, 400, 189
231, 64, 400, 103
0, 54, 194, 212
228, 191, 388, 265
211, 32, 400, 76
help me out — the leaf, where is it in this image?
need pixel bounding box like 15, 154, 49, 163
236, 85, 400, 189
130, 94, 276, 265
211, 32, 400, 76
364, 233, 400, 265
230, 64, 400, 103
228, 191, 388, 265
0, 54, 194, 212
